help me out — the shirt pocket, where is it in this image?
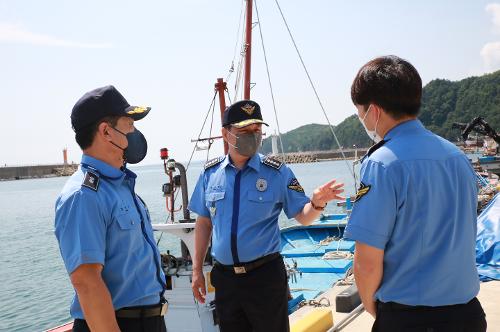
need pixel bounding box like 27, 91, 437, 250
247, 191, 276, 219
115, 212, 143, 251
205, 191, 225, 222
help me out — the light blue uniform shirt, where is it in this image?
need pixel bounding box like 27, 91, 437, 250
345, 120, 480, 306
54, 155, 166, 319
189, 153, 310, 265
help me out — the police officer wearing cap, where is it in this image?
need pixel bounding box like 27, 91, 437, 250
344, 56, 486, 331
189, 100, 345, 332
54, 85, 167, 332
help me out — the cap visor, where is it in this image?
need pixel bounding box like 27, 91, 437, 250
231, 119, 269, 128
125, 106, 151, 121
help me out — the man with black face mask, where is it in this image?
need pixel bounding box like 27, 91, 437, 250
189, 100, 345, 332
54, 85, 167, 332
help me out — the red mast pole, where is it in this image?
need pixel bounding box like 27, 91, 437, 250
243, 0, 253, 100
215, 78, 229, 154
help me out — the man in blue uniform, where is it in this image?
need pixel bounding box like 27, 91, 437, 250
54, 85, 167, 332
189, 100, 345, 332
345, 56, 486, 331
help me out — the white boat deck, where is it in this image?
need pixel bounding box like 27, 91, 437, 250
289, 280, 500, 331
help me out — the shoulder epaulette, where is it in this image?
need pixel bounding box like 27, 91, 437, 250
204, 156, 224, 170
262, 156, 283, 170
82, 171, 100, 192
360, 139, 389, 164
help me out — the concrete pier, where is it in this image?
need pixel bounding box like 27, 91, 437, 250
0, 164, 78, 181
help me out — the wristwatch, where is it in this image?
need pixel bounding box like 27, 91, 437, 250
310, 200, 327, 211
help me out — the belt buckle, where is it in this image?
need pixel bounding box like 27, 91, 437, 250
160, 303, 168, 316
234, 266, 246, 274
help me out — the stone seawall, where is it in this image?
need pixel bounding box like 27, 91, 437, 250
270, 148, 368, 164
0, 164, 78, 181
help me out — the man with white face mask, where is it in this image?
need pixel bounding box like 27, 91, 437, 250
189, 99, 345, 332
345, 56, 486, 331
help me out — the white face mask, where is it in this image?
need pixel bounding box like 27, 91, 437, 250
358, 105, 382, 143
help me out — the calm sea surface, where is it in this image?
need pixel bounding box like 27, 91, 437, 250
0, 160, 357, 331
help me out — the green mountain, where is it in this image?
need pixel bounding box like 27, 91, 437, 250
262, 70, 500, 153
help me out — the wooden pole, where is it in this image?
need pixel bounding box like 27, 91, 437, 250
243, 0, 253, 100
215, 78, 229, 154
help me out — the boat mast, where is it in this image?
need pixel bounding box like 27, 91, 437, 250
243, 0, 253, 100
214, 0, 253, 154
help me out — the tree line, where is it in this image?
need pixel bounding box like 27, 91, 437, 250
262, 70, 500, 154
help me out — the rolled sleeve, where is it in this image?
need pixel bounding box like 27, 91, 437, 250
55, 191, 106, 274
282, 167, 310, 219
188, 172, 210, 218
344, 160, 398, 250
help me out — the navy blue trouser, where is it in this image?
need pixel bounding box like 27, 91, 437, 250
73, 315, 166, 332
372, 297, 486, 332
210, 256, 289, 332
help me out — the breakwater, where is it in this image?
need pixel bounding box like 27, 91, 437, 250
271, 148, 368, 164
0, 164, 78, 181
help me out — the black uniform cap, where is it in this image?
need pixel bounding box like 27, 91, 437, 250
71, 85, 150, 131
222, 100, 269, 128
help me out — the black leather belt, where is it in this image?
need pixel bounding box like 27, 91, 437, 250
377, 299, 476, 312
115, 302, 168, 318
215, 252, 281, 274
377, 301, 430, 311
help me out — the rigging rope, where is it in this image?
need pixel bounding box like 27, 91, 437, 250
226, 84, 233, 105
226, 0, 246, 90
273, 0, 356, 181
254, 0, 286, 159
206, 95, 217, 162
234, 3, 248, 101
187, 91, 218, 172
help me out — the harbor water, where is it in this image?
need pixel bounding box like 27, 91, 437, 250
0, 159, 357, 331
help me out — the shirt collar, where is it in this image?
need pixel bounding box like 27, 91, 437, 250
384, 119, 424, 140
221, 153, 261, 172
81, 154, 125, 181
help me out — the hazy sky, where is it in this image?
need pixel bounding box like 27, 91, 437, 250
1, 0, 499, 166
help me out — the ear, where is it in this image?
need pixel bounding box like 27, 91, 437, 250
371, 104, 384, 119
97, 122, 111, 140
221, 127, 228, 142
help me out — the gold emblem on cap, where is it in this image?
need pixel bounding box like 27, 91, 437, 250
241, 104, 255, 115
127, 106, 147, 115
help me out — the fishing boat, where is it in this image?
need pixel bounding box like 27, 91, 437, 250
47, 1, 500, 331
47, 1, 363, 330
148, 140, 358, 331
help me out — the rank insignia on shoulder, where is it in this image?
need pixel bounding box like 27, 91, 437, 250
360, 139, 389, 164
354, 182, 371, 202
204, 156, 224, 170
288, 178, 304, 193
262, 156, 283, 170
82, 171, 100, 191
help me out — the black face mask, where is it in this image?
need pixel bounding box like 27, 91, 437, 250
109, 127, 148, 164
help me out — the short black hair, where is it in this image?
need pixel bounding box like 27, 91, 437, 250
75, 115, 121, 150
351, 55, 422, 119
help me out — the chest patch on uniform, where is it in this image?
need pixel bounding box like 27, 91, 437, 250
288, 178, 304, 193
205, 156, 224, 170
82, 171, 100, 191
262, 156, 283, 170
256, 178, 268, 192
354, 182, 371, 202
